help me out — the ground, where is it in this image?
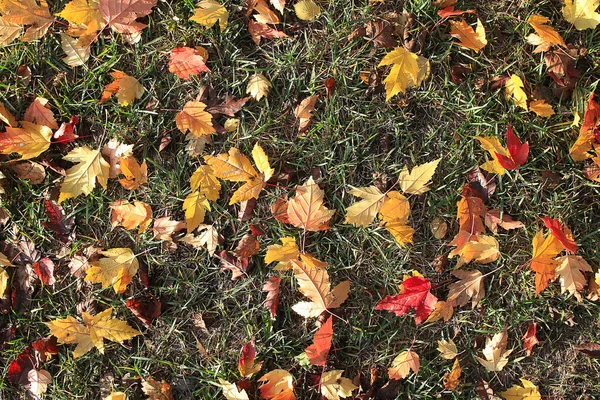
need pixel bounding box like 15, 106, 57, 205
1, 0, 600, 398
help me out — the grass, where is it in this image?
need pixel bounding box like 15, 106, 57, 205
1, 0, 600, 398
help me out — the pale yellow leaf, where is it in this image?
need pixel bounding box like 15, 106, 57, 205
345, 186, 385, 227
505, 74, 528, 111
294, 0, 320, 20
287, 177, 335, 231
398, 158, 441, 194
500, 378, 541, 400
447, 269, 484, 308
60, 32, 90, 67
191, 0, 228, 31
246, 73, 272, 101
388, 350, 419, 380
59, 146, 110, 203
175, 101, 216, 137
437, 339, 458, 360
320, 370, 358, 400
475, 329, 512, 372
562, 0, 600, 30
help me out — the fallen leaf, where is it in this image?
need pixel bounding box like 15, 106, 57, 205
500, 378, 541, 400
530, 230, 563, 295
375, 275, 437, 325
475, 329, 512, 372
320, 370, 357, 400
0, 103, 17, 126
58, 146, 110, 203
554, 255, 592, 301
542, 216, 577, 253
574, 342, 600, 358
54, 115, 80, 144
345, 186, 385, 227
443, 359, 462, 391
505, 75, 528, 111
85, 248, 139, 294
294, 95, 318, 133
102, 138, 133, 178
176, 101, 216, 137
476, 136, 510, 175
251, 0, 280, 24
119, 156, 147, 190
234, 233, 260, 258
238, 341, 263, 378
398, 158, 441, 194
191, 0, 228, 31
0, 0, 53, 42
263, 276, 281, 318
447, 269, 484, 307
484, 209, 524, 233
522, 322, 539, 356
287, 177, 335, 231
562, 0, 600, 30
430, 217, 448, 239
180, 224, 220, 255
99, 0, 158, 42
437, 339, 457, 360
449, 18, 487, 52
388, 350, 419, 379
60, 32, 90, 66
424, 300, 454, 323
219, 378, 250, 400
248, 20, 289, 44
169, 46, 210, 79
27, 369, 51, 396
218, 250, 249, 280
305, 316, 333, 366
110, 200, 152, 233
152, 216, 186, 241
258, 369, 295, 399
246, 73, 272, 101
24, 97, 58, 129
10, 160, 45, 184
142, 376, 172, 400
295, 0, 320, 20
527, 14, 566, 52
33, 257, 55, 286
98, 70, 144, 106
0, 121, 52, 160
378, 47, 429, 100
495, 124, 529, 170
126, 293, 161, 328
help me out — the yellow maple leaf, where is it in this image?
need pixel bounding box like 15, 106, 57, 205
378, 47, 429, 101
295, 0, 320, 21
104, 392, 128, 400
287, 177, 335, 231
475, 329, 512, 372
119, 156, 147, 190
252, 0, 280, 24
388, 350, 419, 380
0, 0, 53, 42
449, 18, 487, 52
447, 269, 484, 308
265, 236, 300, 270
562, 0, 600, 30
55, 0, 104, 46
246, 73, 272, 101
437, 339, 458, 360
204, 144, 272, 204
85, 248, 139, 293
320, 370, 358, 400
46, 307, 141, 358
398, 158, 441, 194
58, 146, 110, 203
0, 16, 21, 46
449, 235, 500, 267
291, 259, 349, 318
190, 164, 221, 201
527, 14, 566, 52
345, 186, 385, 227
529, 99, 555, 117
500, 378, 541, 400
0, 121, 52, 160
555, 255, 592, 301
219, 378, 249, 400
505, 74, 528, 111
109, 200, 152, 233
60, 33, 90, 67
191, 0, 228, 31
476, 136, 509, 175
425, 300, 455, 323
0, 103, 17, 127
378, 191, 413, 246
530, 230, 564, 295
183, 190, 210, 233
99, 70, 144, 106
175, 101, 215, 137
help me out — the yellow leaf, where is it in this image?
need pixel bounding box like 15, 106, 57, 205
530, 230, 563, 295
224, 118, 239, 132
388, 350, 419, 380
253, 0, 280, 24
529, 99, 554, 117
46, 307, 141, 358
0, 121, 52, 159
447, 269, 484, 308
287, 177, 335, 231
294, 0, 320, 21
449, 18, 487, 52
378, 47, 429, 101
383, 219, 415, 247
258, 369, 295, 399
562, 0, 600, 30
475, 329, 512, 372
527, 14, 566, 49
437, 339, 457, 359
152, 216, 186, 241
379, 191, 410, 224
505, 74, 528, 111
191, 0, 228, 31
476, 136, 509, 175
500, 378, 541, 400
265, 237, 299, 270
104, 392, 128, 400
190, 165, 221, 201
109, 200, 152, 233
183, 190, 210, 233
450, 235, 500, 267
252, 143, 274, 182
246, 73, 272, 101
85, 248, 139, 293
398, 158, 441, 194
555, 255, 593, 302
118, 156, 147, 190
175, 101, 215, 137
99, 70, 144, 106
443, 359, 462, 392
60, 32, 90, 67
425, 300, 455, 323
0, 0, 53, 42
430, 217, 448, 239
55, 0, 103, 46
0, 16, 21, 46
320, 370, 358, 400
58, 146, 110, 203
345, 186, 385, 227
219, 378, 249, 400
0, 102, 17, 126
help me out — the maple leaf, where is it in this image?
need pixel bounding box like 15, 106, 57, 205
258, 369, 296, 399
398, 158, 441, 194
246, 73, 272, 101
248, 20, 288, 45
41, 200, 75, 243
505, 74, 528, 111
388, 350, 419, 380
55, 0, 104, 46
219, 378, 250, 400
0, 102, 17, 126
500, 378, 541, 400
529, 99, 555, 117
58, 146, 110, 203
345, 186, 385, 227
27, 369, 51, 397
530, 230, 563, 295
425, 300, 455, 323
85, 248, 139, 293
562, 0, 600, 30
320, 370, 357, 400
60, 32, 90, 67
447, 269, 484, 308
99, 71, 144, 106
33, 257, 55, 286
99, 0, 158, 42
265, 237, 300, 270
449, 235, 500, 267
485, 209, 524, 233
378, 47, 429, 101
554, 255, 592, 301
190, 164, 221, 201
152, 216, 186, 241
270, 0, 285, 13
527, 14, 566, 53
250, 0, 280, 24
291, 259, 349, 318
522, 322, 539, 356
375, 275, 437, 325
126, 293, 161, 328
169, 46, 210, 79
0, 121, 52, 160
443, 359, 462, 392
105, 392, 128, 400
176, 101, 215, 137
205, 144, 273, 204
294, 95, 318, 133
305, 316, 333, 366
262, 276, 281, 318
0, 0, 53, 42
295, 0, 320, 20
287, 177, 335, 231
475, 329, 512, 372
0, 16, 21, 46
102, 138, 133, 178
495, 124, 529, 170
191, 0, 228, 31
10, 160, 45, 184
449, 18, 487, 52
183, 191, 211, 233
180, 224, 220, 255
437, 339, 457, 359
239, 341, 263, 378
119, 156, 147, 190
542, 216, 577, 253
46, 307, 141, 358
570, 94, 600, 161
24, 97, 57, 129
110, 200, 152, 233
142, 376, 172, 400
437, 6, 475, 18
476, 136, 510, 175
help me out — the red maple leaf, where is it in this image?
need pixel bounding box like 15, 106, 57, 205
375, 276, 437, 325
542, 216, 577, 253
522, 322, 540, 356
495, 124, 529, 170
305, 316, 333, 366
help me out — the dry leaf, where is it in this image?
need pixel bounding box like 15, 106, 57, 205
475, 329, 512, 372
388, 350, 419, 379
99, 70, 144, 106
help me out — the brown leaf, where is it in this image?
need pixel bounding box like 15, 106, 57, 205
366, 20, 397, 48
484, 209, 524, 233
234, 234, 260, 258
10, 160, 45, 184
575, 343, 600, 358
238, 199, 257, 221
450, 64, 471, 84
294, 95, 319, 133
152, 217, 186, 241
248, 20, 289, 45
218, 250, 249, 280
206, 95, 250, 117
99, 0, 158, 42
466, 166, 496, 200
262, 276, 281, 318
271, 197, 290, 223
126, 293, 162, 328
142, 376, 172, 400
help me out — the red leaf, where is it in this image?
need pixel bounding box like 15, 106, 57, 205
126, 293, 162, 328
31, 336, 59, 361
218, 250, 249, 280
575, 343, 600, 358
249, 224, 265, 237
0, 321, 15, 350
33, 257, 55, 286
238, 341, 263, 377
168, 47, 210, 80
53, 116, 79, 144
437, 6, 476, 18
41, 200, 75, 243
248, 20, 289, 45
542, 216, 578, 253
262, 276, 281, 318
495, 124, 529, 170
522, 322, 539, 356
375, 276, 438, 325
305, 316, 333, 366
8, 337, 58, 386
325, 77, 336, 98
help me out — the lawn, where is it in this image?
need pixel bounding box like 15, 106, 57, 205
1, 0, 600, 399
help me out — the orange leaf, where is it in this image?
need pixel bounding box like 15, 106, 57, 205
99, 0, 158, 41
449, 18, 487, 52
238, 341, 263, 378
24, 97, 58, 129
262, 276, 281, 318
287, 177, 335, 231
119, 156, 147, 190
168, 47, 210, 79
304, 316, 333, 366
